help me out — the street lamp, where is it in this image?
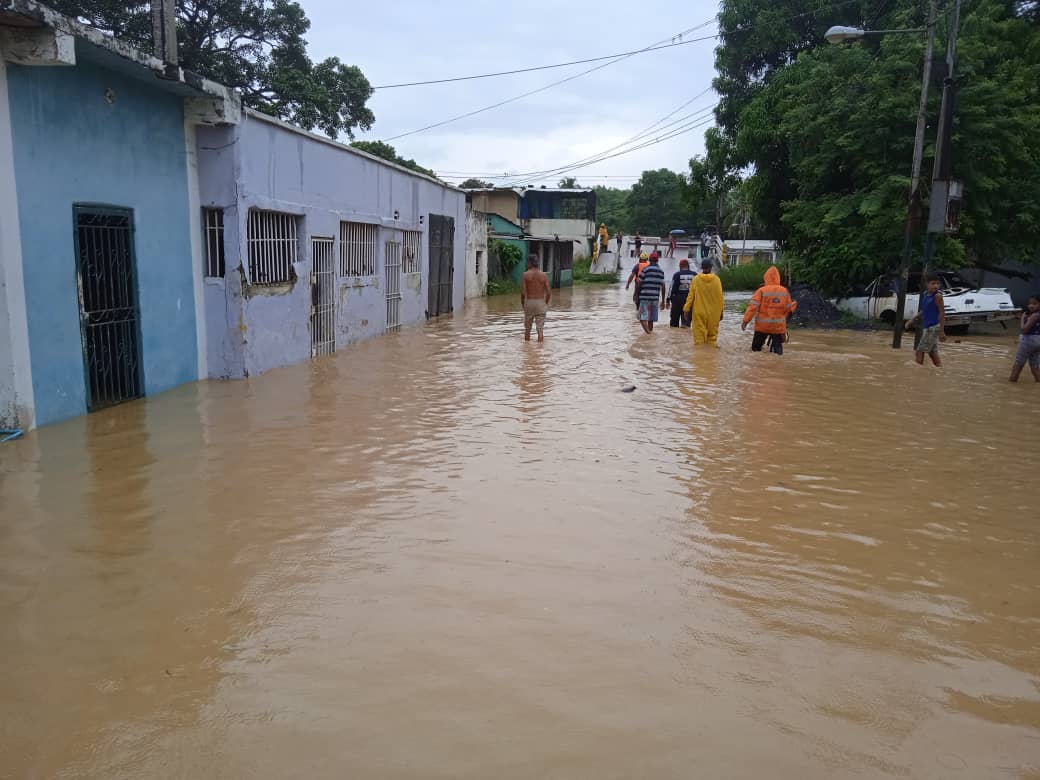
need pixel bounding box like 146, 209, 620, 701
826, 4, 951, 349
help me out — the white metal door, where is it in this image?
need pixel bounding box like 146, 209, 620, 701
385, 240, 402, 332
311, 237, 335, 357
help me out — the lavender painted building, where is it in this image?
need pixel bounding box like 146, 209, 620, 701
196, 110, 467, 380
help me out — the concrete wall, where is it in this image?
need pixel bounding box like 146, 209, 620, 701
0, 58, 34, 429
468, 191, 519, 223
198, 112, 466, 380
528, 218, 594, 259
465, 206, 488, 299
6, 55, 198, 426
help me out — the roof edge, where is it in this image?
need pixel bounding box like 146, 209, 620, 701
245, 108, 461, 192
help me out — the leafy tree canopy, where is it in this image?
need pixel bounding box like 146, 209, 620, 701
458, 178, 495, 189
627, 169, 689, 238
349, 140, 437, 178
593, 186, 632, 234
558, 176, 580, 188
714, 0, 1040, 292
53, 0, 375, 139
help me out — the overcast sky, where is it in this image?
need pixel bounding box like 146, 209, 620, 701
303, 0, 721, 188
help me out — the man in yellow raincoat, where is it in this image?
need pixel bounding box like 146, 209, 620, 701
683, 259, 725, 346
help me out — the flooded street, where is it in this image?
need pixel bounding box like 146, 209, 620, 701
2, 276, 1039, 779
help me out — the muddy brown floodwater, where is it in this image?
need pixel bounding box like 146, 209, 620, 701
1, 277, 1039, 779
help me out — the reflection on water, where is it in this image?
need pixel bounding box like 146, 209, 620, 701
1, 278, 1038, 779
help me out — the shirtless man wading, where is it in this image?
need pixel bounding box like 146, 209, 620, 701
521, 256, 551, 342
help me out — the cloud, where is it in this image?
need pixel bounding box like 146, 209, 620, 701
303, 0, 720, 183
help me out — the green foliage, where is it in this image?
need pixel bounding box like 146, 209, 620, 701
627, 169, 689, 237
572, 258, 618, 284
593, 186, 632, 233
52, 0, 374, 140
492, 240, 523, 273
685, 127, 740, 230
558, 176, 580, 188
458, 178, 494, 189
715, 0, 1040, 294
487, 279, 520, 296
718, 262, 773, 291
349, 140, 436, 178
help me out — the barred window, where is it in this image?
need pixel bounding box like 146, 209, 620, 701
403, 230, 422, 274
247, 210, 299, 285
203, 208, 225, 278
340, 221, 377, 276
560, 197, 589, 220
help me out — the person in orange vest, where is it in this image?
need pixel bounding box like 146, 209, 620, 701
625, 251, 651, 308
741, 265, 797, 354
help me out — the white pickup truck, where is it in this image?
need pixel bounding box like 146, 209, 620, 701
833, 271, 1020, 329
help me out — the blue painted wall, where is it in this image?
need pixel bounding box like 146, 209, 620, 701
7, 56, 197, 426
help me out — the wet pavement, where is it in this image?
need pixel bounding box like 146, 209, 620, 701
2, 275, 1039, 779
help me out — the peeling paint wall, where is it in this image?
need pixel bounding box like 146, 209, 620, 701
198, 112, 466, 380
465, 206, 488, 299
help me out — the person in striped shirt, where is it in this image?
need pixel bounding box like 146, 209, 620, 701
636, 254, 667, 333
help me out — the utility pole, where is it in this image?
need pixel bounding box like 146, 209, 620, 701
920, 0, 963, 277
891, 0, 938, 348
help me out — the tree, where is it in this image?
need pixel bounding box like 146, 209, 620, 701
558, 176, 580, 188
739, 0, 1040, 293
349, 141, 436, 178
627, 169, 688, 238
593, 186, 631, 233
52, 0, 375, 139
685, 127, 740, 231
458, 178, 494, 189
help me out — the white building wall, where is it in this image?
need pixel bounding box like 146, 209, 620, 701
527, 217, 595, 259
198, 111, 467, 380
465, 206, 488, 299
0, 58, 34, 429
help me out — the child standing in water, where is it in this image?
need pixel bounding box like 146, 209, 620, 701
905, 274, 946, 366
1009, 294, 1040, 382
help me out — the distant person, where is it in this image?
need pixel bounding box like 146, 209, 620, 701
683, 259, 725, 347
700, 230, 710, 259
668, 259, 696, 328
521, 255, 551, 342
905, 273, 946, 366
741, 265, 797, 354
667, 234, 677, 258
625, 251, 651, 308
1009, 293, 1040, 382
634, 232, 643, 257
615, 232, 623, 254
636, 253, 667, 334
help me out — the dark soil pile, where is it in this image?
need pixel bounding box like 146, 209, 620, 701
787, 284, 878, 330
789, 284, 840, 327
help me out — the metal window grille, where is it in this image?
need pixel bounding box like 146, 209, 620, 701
203, 208, 225, 278
248, 210, 298, 284
476, 250, 483, 275
385, 240, 402, 332
73, 206, 143, 411
340, 221, 377, 276
311, 237, 336, 357
403, 230, 422, 274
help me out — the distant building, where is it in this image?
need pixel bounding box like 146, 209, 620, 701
468, 186, 597, 263
465, 202, 488, 299
724, 238, 779, 266
0, 0, 239, 430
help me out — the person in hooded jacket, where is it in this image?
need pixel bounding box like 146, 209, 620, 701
683, 259, 725, 346
741, 265, 797, 354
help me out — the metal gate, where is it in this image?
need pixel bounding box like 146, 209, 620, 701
310, 237, 336, 357
73, 205, 142, 412
385, 240, 402, 332
427, 214, 454, 317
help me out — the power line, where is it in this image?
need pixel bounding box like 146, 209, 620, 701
381, 20, 716, 142
496, 91, 717, 183
373, 38, 712, 89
